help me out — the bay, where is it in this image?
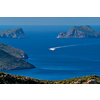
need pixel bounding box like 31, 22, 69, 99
0, 25, 100, 80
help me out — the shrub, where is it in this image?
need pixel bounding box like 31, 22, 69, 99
16, 75, 21, 78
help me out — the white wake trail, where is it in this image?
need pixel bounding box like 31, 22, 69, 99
49, 44, 80, 51
49, 42, 96, 51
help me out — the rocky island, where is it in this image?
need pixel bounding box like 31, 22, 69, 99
57, 25, 100, 38
0, 42, 35, 70
0, 27, 27, 38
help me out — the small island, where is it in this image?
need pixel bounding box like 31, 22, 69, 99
0, 27, 27, 38
57, 25, 100, 38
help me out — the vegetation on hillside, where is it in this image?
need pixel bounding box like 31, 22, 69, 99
0, 42, 28, 59
0, 71, 99, 84
0, 49, 35, 70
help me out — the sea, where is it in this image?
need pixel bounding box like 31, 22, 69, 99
0, 25, 100, 80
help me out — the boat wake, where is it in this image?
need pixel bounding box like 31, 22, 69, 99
49, 42, 97, 51
49, 44, 80, 51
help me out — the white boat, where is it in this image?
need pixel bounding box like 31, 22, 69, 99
49, 48, 56, 51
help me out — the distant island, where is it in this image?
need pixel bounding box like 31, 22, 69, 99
0, 27, 27, 38
0, 42, 35, 70
57, 25, 100, 38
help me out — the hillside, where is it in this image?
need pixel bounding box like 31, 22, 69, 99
0, 42, 28, 59
0, 27, 27, 38
0, 49, 35, 70
57, 25, 100, 38
0, 71, 99, 84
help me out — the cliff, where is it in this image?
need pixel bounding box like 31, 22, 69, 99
0, 27, 27, 38
0, 42, 28, 59
57, 25, 100, 38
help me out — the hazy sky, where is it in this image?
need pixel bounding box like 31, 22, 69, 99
0, 17, 100, 25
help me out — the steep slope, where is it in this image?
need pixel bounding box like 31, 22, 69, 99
57, 25, 100, 38
0, 42, 28, 59
0, 27, 27, 38
0, 49, 35, 70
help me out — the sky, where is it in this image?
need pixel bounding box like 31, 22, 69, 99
0, 17, 100, 25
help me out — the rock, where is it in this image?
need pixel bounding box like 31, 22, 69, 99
83, 79, 97, 84
57, 25, 100, 38
57, 31, 66, 38
74, 81, 82, 84
87, 79, 97, 84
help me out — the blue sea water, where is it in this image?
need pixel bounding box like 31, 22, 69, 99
1, 25, 100, 80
